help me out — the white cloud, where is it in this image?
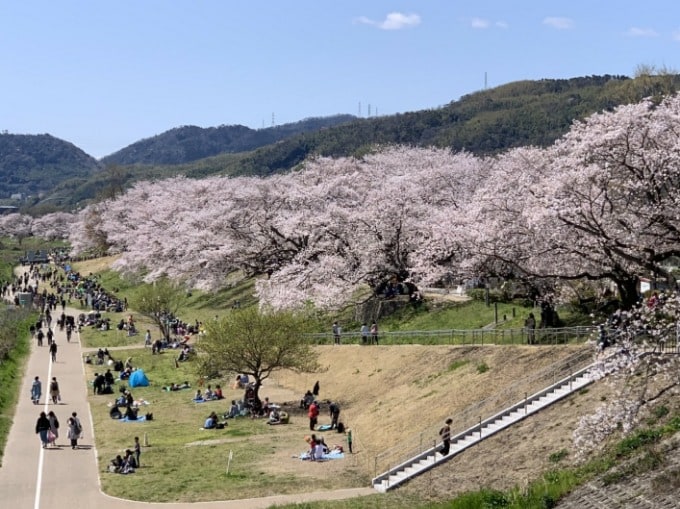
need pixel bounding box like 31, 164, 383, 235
626, 27, 659, 37
355, 12, 421, 30
543, 17, 573, 30
495, 21, 509, 29
471, 17, 490, 29
674, 29, 680, 41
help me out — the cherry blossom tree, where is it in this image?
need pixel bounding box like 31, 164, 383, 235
30, 211, 76, 240
0, 213, 33, 243
530, 95, 680, 308
66, 94, 680, 312
573, 291, 680, 458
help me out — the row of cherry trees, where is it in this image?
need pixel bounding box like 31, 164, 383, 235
4, 94, 680, 311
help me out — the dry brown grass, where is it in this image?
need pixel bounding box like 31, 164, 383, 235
268, 344, 594, 483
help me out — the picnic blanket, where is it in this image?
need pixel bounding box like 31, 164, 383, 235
298, 449, 344, 461
119, 415, 147, 423
316, 424, 333, 431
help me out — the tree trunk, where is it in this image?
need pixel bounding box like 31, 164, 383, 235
616, 274, 640, 310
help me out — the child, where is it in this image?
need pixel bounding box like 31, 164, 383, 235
134, 436, 141, 467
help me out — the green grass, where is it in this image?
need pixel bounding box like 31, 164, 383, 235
379, 300, 528, 331
89, 347, 368, 502
447, 360, 469, 372
73, 266, 260, 346
0, 312, 34, 466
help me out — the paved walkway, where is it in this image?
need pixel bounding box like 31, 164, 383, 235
0, 269, 373, 508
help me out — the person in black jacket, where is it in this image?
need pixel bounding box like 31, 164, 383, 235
35, 411, 51, 448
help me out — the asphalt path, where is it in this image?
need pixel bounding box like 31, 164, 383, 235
0, 269, 373, 508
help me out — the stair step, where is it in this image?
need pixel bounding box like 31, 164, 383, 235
371, 360, 604, 493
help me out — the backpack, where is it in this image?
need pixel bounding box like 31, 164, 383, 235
74, 419, 82, 434
50, 381, 58, 391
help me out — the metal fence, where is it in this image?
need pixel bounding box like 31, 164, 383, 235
306, 326, 597, 346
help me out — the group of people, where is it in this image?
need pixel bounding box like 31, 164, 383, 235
11, 268, 87, 452
92, 369, 115, 394
193, 384, 224, 402
108, 437, 141, 474
332, 321, 379, 344
35, 410, 83, 449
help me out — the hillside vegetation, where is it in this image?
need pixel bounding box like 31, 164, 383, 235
6, 73, 680, 213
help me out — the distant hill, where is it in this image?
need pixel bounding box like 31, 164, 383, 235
5, 74, 680, 213
100, 115, 356, 166
0, 133, 101, 204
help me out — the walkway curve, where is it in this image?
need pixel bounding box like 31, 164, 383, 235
0, 268, 374, 509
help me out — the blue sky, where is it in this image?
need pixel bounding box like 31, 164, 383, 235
1, 1, 680, 159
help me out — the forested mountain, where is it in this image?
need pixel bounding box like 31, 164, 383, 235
100, 114, 356, 166
4, 73, 680, 213
0, 133, 101, 203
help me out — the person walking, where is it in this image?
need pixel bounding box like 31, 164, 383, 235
49, 341, 58, 362
67, 412, 82, 449
49, 377, 60, 404
30, 376, 42, 405
47, 410, 60, 447
439, 418, 453, 456
329, 401, 341, 430
36, 328, 44, 347
35, 411, 51, 448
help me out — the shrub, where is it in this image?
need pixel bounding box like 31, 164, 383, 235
549, 449, 569, 463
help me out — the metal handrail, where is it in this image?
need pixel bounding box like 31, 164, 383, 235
370, 347, 594, 478
306, 326, 596, 346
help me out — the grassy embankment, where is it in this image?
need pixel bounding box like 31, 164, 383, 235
68, 259, 598, 505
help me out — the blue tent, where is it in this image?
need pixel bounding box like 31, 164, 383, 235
129, 369, 149, 388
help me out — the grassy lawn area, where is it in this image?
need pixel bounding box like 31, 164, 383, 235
87, 347, 368, 502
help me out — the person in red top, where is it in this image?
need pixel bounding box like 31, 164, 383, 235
308, 401, 319, 431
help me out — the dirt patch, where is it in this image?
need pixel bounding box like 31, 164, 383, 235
71, 255, 120, 275
255, 344, 592, 485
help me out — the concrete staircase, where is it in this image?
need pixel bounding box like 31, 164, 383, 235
371, 361, 604, 492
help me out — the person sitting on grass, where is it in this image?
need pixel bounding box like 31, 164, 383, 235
213, 385, 224, 400
109, 455, 124, 473
225, 400, 240, 419
204, 385, 214, 400
124, 404, 138, 421
194, 389, 204, 402
204, 412, 217, 429
123, 449, 138, 469
267, 409, 283, 425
